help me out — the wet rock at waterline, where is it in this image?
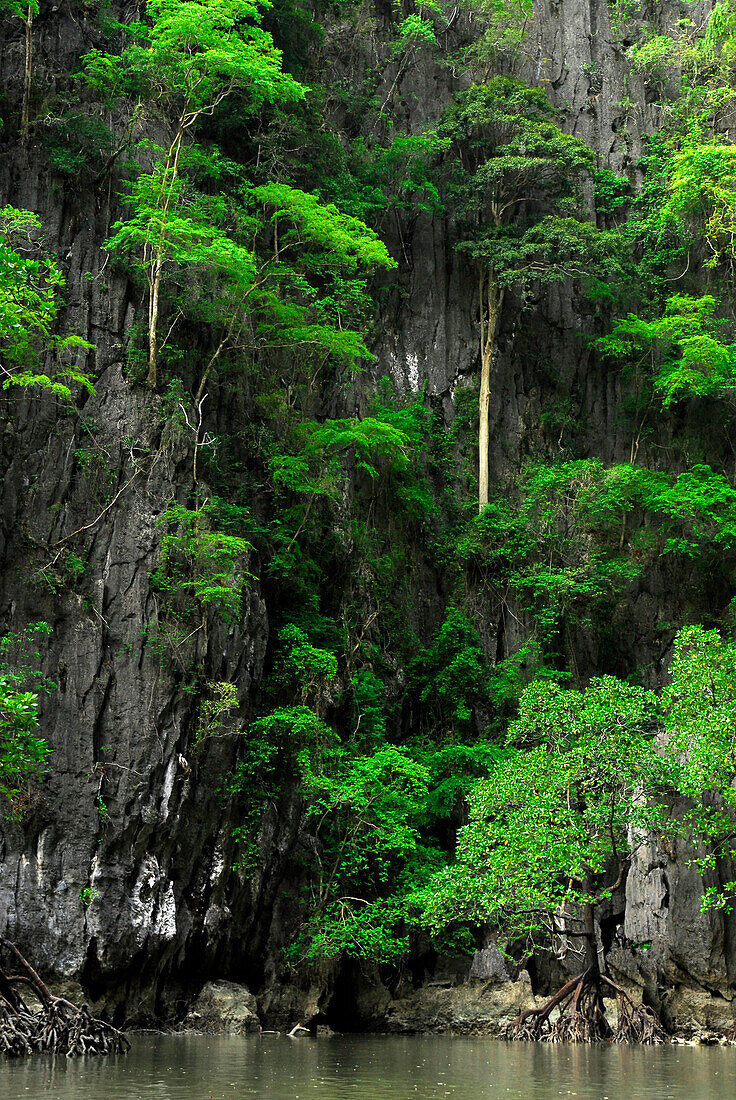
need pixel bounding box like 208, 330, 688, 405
184, 981, 261, 1035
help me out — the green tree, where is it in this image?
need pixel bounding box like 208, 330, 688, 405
661, 142, 736, 278
269, 624, 339, 717
296, 744, 431, 963
0, 676, 49, 814
408, 607, 490, 738
422, 620, 736, 1041
150, 499, 253, 627
456, 459, 736, 661
0, 0, 39, 141
438, 78, 621, 509
105, 168, 394, 396
627, 2, 736, 144
456, 0, 533, 77
104, 171, 257, 391
423, 675, 670, 1041
268, 410, 414, 572
85, 0, 304, 386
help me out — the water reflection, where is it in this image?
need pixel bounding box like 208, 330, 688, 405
0, 1034, 733, 1099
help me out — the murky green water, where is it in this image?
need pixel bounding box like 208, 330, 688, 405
1, 1034, 733, 1099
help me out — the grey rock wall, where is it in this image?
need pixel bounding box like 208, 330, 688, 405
0, 0, 733, 1032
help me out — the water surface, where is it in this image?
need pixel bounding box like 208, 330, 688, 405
1, 1034, 733, 1099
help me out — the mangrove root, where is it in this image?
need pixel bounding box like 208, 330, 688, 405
506, 968, 665, 1045
0, 938, 130, 1058
601, 975, 666, 1045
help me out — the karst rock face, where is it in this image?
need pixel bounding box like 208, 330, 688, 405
0, 0, 733, 1031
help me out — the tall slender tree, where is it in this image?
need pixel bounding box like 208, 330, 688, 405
439, 78, 621, 510
84, 0, 304, 387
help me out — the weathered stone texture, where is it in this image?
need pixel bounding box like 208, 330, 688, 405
184, 980, 261, 1034
0, 0, 734, 1034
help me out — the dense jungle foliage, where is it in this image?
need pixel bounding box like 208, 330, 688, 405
4, 0, 736, 994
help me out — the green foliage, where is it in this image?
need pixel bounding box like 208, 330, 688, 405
594, 169, 632, 218
626, 5, 736, 138
0, 0, 38, 17
105, 170, 255, 298
266, 403, 425, 592
437, 74, 621, 509
423, 676, 668, 948
417, 740, 501, 821
295, 744, 432, 962
105, 162, 393, 387
392, 14, 437, 55
607, 0, 639, 41
423, 623, 736, 952
628, 34, 682, 85
458, 469, 630, 645
0, 623, 53, 818
460, 216, 624, 297
271, 415, 412, 497
89, 0, 396, 387
83, 0, 304, 115
457, 459, 736, 650
195, 680, 239, 743
0, 207, 94, 399
659, 140, 736, 285
455, 0, 532, 72
246, 183, 395, 364
408, 608, 489, 737
150, 499, 253, 624
440, 77, 598, 233
662, 625, 736, 912
597, 294, 736, 407
617, 135, 687, 312
349, 669, 387, 744
296, 895, 416, 963
270, 624, 338, 714
344, 132, 448, 221
0, 680, 48, 811
253, 181, 395, 272
78, 886, 99, 908
42, 111, 115, 177
227, 703, 336, 872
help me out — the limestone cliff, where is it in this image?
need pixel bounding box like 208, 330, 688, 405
0, 0, 734, 1035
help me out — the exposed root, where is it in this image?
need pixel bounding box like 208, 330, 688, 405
601, 976, 665, 1045
507, 968, 612, 1043
0, 939, 129, 1058
506, 968, 664, 1044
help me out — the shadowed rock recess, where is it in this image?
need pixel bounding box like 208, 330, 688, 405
1, 0, 736, 1041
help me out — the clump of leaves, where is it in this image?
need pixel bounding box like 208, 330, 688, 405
597, 294, 736, 408
663, 625, 736, 913
0, 623, 53, 817
150, 499, 253, 623
0, 207, 94, 399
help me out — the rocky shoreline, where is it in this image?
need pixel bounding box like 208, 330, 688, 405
49, 967, 734, 1047
184, 974, 736, 1045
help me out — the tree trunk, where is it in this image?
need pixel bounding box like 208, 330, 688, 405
145, 124, 186, 389
506, 889, 664, 1043
20, 6, 32, 144
478, 269, 504, 512
581, 899, 606, 1015
147, 253, 163, 388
